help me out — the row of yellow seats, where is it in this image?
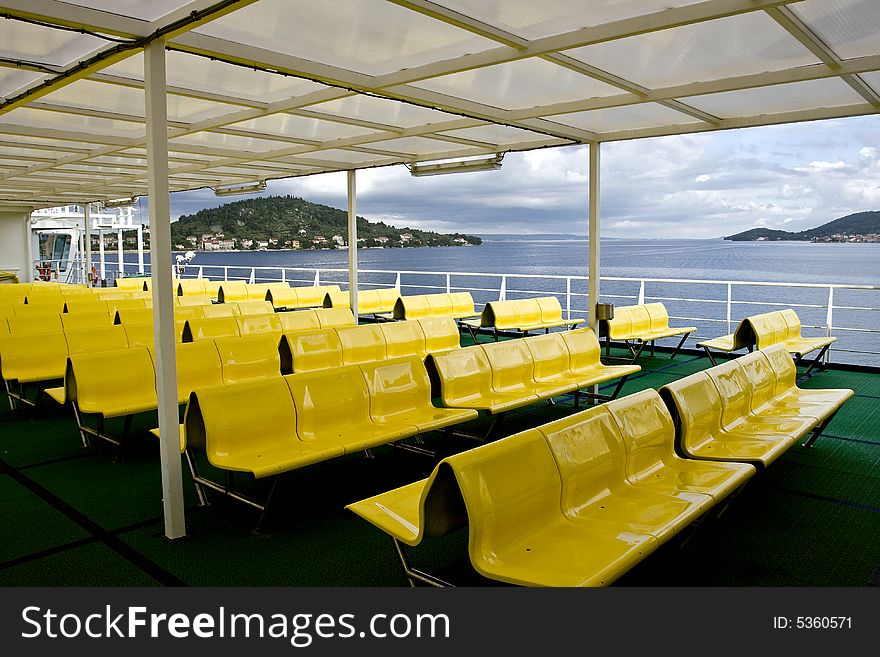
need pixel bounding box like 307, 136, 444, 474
391, 292, 477, 321
279, 317, 462, 374
659, 343, 853, 462
49, 335, 283, 447
324, 288, 401, 316
180, 355, 478, 483
606, 302, 696, 343
347, 387, 756, 587
180, 306, 352, 343
427, 328, 639, 417
266, 284, 342, 310
462, 296, 583, 335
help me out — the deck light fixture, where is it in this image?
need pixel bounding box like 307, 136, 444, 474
409, 153, 503, 177
212, 180, 267, 196
102, 196, 139, 208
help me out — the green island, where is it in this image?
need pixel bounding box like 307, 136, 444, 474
724, 210, 880, 242
170, 195, 482, 251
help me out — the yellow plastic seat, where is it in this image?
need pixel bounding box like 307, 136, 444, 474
450, 429, 658, 587
213, 334, 281, 384
480, 339, 558, 401
416, 317, 461, 353
345, 475, 436, 547
245, 282, 290, 302
62, 298, 110, 314
60, 311, 113, 331
356, 290, 384, 315
323, 288, 349, 309
175, 295, 213, 307
185, 377, 342, 478
737, 349, 830, 424
760, 344, 853, 419
425, 293, 453, 317
286, 365, 413, 452
559, 328, 641, 388
114, 277, 149, 291
120, 322, 155, 347
293, 284, 341, 309
7, 313, 64, 335
177, 279, 208, 296
233, 300, 275, 316
777, 308, 837, 358
315, 307, 355, 328
107, 298, 148, 315
266, 285, 300, 310
182, 316, 241, 342
67, 346, 157, 418
217, 280, 249, 303
148, 341, 223, 404
335, 324, 387, 365
535, 296, 582, 329
114, 307, 154, 326
482, 300, 520, 331
449, 292, 477, 319
279, 328, 343, 373
540, 406, 713, 542
522, 332, 585, 397
393, 295, 431, 320
427, 346, 530, 414
359, 355, 478, 433
0, 331, 69, 383
379, 320, 428, 359
173, 305, 206, 321
605, 389, 755, 502
200, 303, 239, 318
65, 325, 130, 356
278, 309, 321, 333
235, 313, 283, 339
18, 299, 66, 316
658, 372, 794, 466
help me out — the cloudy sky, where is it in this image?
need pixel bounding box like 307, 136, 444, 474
166, 114, 880, 239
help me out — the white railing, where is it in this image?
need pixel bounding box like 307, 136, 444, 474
106, 260, 880, 367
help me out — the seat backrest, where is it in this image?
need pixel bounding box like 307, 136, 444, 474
61, 311, 112, 331
19, 299, 66, 315
535, 296, 564, 323
233, 300, 275, 316
359, 355, 432, 421
425, 293, 453, 317
278, 309, 321, 333
323, 289, 349, 309
247, 282, 290, 302
765, 312, 789, 346
730, 317, 757, 351
483, 300, 519, 329
379, 320, 428, 359
539, 405, 628, 521
516, 298, 543, 327
182, 316, 241, 342
121, 322, 158, 348
445, 429, 562, 567
778, 308, 803, 340
644, 303, 670, 331
605, 389, 677, 485
427, 346, 494, 407
7, 313, 64, 335
235, 313, 283, 339
449, 292, 476, 317
266, 286, 299, 310
523, 332, 570, 383
376, 288, 402, 313
114, 307, 154, 325
213, 334, 281, 384
176, 296, 211, 308
106, 298, 148, 315
280, 328, 343, 374
417, 317, 460, 353
356, 290, 383, 315
62, 298, 110, 314
606, 305, 633, 340
294, 284, 340, 308
628, 305, 652, 334
395, 295, 431, 320
658, 371, 724, 455
184, 377, 297, 459
559, 328, 602, 372
177, 279, 208, 297
737, 349, 778, 412
161, 340, 223, 403
173, 305, 206, 320
114, 277, 149, 291
67, 346, 155, 413
336, 324, 387, 365
286, 365, 372, 442
0, 331, 68, 381
747, 312, 779, 349
480, 339, 535, 395
760, 343, 797, 396
217, 280, 249, 303
705, 358, 753, 429
64, 325, 129, 356
315, 307, 355, 328
200, 303, 238, 318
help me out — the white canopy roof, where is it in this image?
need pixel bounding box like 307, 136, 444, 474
1, 0, 879, 207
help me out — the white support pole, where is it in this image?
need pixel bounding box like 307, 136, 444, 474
347, 170, 359, 323
636, 280, 645, 305
137, 223, 145, 274
98, 231, 106, 284
145, 38, 185, 541
117, 228, 124, 278
83, 203, 92, 287
587, 143, 601, 335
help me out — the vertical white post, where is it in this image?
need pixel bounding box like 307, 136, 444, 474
137, 223, 145, 274
825, 287, 834, 363
84, 203, 92, 287
446, 273, 451, 294
98, 231, 106, 284
249, 267, 255, 284
313, 270, 320, 286
145, 38, 185, 541
726, 283, 733, 334
499, 275, 507, 301
117, 228, 124, 278
347, 170, 358, 322
636, 280, 645, 305
78, 214, 87, 285
587, 142, 601, 335
566, 277, 572, 320
394, 271, 401, 291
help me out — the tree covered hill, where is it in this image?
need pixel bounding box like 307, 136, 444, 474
725, 210, 880, 241
171, 195, 482, 250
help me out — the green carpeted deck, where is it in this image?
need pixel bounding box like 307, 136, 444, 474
1, 341, 879, 587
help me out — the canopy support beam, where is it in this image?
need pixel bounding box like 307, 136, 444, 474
588, 142, 601, 334
347, 169, 359, 322
145, 38, 186, 541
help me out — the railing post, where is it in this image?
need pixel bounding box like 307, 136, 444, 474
446, 273, 451, 294
395, 272, 401, 291
825, 287, 834, 363
197, 265, 203, 279
637, 280, 645, 305
726, 283, 732, 334
249, 267, 255, 284
281, 268, 286, 283
566, 277, 572, 320
499, 275, 507, 301
313, 270, 320, 286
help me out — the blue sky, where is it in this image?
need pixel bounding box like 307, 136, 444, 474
167, 115, 880, 239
